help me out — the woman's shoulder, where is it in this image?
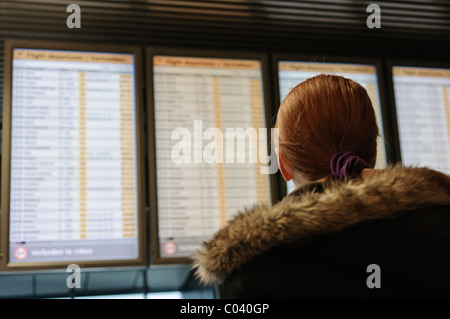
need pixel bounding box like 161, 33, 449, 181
221, 200, 450, 299
191, 165, 450, 287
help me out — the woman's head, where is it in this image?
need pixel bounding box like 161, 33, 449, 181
275, 74, 379, 185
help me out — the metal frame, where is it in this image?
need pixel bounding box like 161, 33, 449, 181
0, 38, 147, 271
145, 47, 280, 265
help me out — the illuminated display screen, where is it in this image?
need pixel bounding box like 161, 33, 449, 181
392, 66, 450, 174
151, 54, 272, 261
3, 46, 144, 267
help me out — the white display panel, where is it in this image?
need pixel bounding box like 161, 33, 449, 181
392, 66, 450, 174
8, 48, 140, 264
277, 61, 387, 193
153, 55, 272, 259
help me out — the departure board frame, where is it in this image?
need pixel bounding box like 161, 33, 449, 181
271, 53, 395, 196
0, 39, 147, 271
386, 59, 450, 170
146, 47, 279, 265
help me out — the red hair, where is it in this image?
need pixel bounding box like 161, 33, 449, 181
275, 74, 379, 181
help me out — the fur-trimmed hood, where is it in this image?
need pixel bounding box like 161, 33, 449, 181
192, 166, 450, 285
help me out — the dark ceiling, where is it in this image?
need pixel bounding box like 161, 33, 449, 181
0, 0, 449, 58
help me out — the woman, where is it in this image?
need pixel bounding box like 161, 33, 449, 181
192, 74, 450, 298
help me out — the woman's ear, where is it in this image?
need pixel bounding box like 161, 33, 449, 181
276, 147, 293, 182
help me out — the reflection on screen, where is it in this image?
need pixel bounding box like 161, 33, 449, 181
9, 49, 140, 263
153, 55, 272, 259
278, 61, 387, 193
392, 66, 450, 174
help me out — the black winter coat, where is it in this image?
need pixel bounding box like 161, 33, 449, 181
192, 166, 450, 298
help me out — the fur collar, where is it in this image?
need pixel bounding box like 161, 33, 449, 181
192, 166, 450, 285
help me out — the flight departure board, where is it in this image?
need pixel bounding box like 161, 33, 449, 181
276, 58, 388, 194
391, 65, 450, 174
147, 49, 275, 263
1, 40, 146, 270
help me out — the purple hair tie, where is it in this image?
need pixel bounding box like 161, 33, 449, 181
330, 151, 370, 181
